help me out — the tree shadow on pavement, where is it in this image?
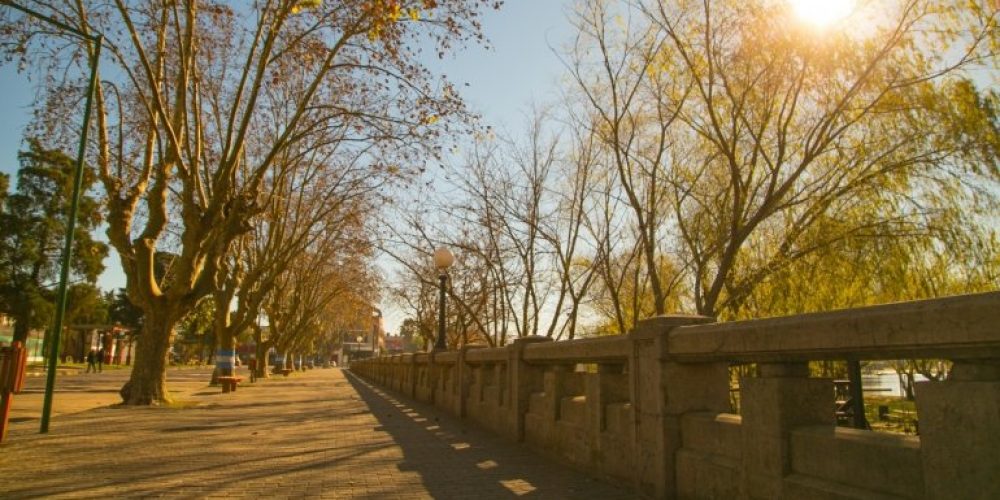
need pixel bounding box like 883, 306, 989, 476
0, 386, 399, 499
343, 370, 634, 500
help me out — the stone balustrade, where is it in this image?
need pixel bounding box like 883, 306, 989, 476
351, 292, 1000, 499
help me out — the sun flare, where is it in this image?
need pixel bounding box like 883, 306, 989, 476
789, 0, 856, 27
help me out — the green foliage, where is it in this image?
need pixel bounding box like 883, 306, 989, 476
865, 396, 919, 435
735, 209, 1000, 319
399, 317, 430, 350
65, 283, 108, 326
0, 138, 108, 341
174, 298, 216, 363
179, 298, 215, 340
107, 288, 144, 333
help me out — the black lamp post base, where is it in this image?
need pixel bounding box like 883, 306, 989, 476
435, 272, 448, 352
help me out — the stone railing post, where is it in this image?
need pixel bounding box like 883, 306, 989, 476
428, 352, 442, 407
454, 346, 479, 417
387, 357, 395, 390
586, 363, 625, 434
740, 362, 833, 499
416, 354, 431, 403
472, 364, 484, 404
506, 336, 551, 441
406, 354, 417, 399
392, 357, 398, 388
542, 365, 571, 421
629, 314, 718, 498
586, 362, 629, 469
917, 358, 1000, 500
438, 359, 450, 409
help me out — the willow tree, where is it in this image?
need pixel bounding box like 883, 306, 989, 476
568, 0, 998, 319
1, 0, 492, 404
642, 0, 998, 317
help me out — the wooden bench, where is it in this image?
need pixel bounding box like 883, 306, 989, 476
217, 376, 243, 393
279, 368, 294, 376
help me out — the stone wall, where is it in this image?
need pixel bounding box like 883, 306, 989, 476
351, 292, 1000, 499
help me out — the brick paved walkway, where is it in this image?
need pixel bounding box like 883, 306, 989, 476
0, 368, 634, 499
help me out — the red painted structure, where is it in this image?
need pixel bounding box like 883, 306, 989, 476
0, 341, 28, 442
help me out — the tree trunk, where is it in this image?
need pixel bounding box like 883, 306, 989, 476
212, 303, 237, 384
202, 333, 213, 366
120, 311, 177, 405
216, 329, 236, 380
12, 311, 30, 344
254, 337, 270, 379
903, 371, 916, 401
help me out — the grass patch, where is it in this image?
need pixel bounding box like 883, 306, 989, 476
162, 400, 201, 409
32, 362, 131, 371
865, 396, 918, 435
104, 399, 201, 410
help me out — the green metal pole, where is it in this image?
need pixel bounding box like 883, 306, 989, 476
40, 35, 102, 434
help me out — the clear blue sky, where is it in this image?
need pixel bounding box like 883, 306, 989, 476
0, 1, 577, 330
0, 66, 35, 178
432, 1, 576, 129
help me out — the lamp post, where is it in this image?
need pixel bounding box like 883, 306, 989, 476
371, 308, 382, 357
432, 247, 454, 352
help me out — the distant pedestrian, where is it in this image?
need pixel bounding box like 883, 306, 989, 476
248, 357, 258, 383
86, 349, 97, 373
96, 348, 105, 373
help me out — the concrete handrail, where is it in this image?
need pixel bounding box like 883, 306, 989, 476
352, 292, 1000, 499
368, 292, 1000, 366
668, 291, 1000, 362
464, 347, 507, 363
522, 335, 630, 364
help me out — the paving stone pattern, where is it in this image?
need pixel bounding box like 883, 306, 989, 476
1, 368, 635, 499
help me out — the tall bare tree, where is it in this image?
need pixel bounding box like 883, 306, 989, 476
2, 0, 494, 403
211, 128, 382, 382
262, 244, 375, 372
565, 0, 689, 316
